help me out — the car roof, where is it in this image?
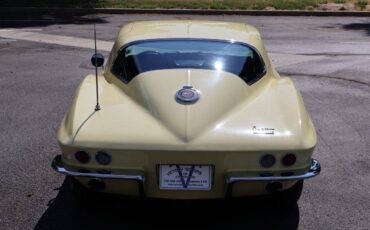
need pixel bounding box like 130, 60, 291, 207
114, 20, 262, 49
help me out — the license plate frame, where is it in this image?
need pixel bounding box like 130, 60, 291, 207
158, 164, 213, 190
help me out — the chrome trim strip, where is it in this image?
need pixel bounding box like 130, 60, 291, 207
226, 159, 321, 184
51, 155, 146, 197
52, 155, 145, 181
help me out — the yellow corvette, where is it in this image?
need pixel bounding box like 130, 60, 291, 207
52, 20, 320, 203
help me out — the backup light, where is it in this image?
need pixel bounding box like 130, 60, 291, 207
260, 154, 276, 168
96, 151, 112, 165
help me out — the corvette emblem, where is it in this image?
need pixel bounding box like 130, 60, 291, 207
175, 86, 199, 104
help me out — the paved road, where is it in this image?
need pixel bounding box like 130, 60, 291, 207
0, 14, 369, 230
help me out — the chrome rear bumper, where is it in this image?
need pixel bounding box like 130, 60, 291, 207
227, 159, 321, 183
52, 155, 320, 198
225, 159, 321, 197
51, 155, 145, 197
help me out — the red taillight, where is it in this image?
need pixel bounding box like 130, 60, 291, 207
282, 154, 296, 166
75, 151, 90, 163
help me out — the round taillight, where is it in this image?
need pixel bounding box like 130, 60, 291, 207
75, 151, 90, 163
282, 154, 296, 166
260, 154, 276, 168
95, 151, 111, 165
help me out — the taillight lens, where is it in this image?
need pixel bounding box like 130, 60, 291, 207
282, 154, 296, 166
75, 151, 90, 163
260, 154, 276, 168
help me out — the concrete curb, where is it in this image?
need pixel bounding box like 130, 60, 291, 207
0, 7, 369, 17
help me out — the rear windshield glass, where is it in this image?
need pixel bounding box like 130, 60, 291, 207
111, 39, 266, 84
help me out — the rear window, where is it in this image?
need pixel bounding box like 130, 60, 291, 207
111, 39, 266, 85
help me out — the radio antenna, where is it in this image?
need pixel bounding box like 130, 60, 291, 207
93, 24, 100, 111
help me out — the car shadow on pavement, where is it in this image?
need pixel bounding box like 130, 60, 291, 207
342, 22, 370, 36
34, 179, 299, 230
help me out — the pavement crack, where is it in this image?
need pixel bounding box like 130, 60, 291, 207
280, 72, 370, 87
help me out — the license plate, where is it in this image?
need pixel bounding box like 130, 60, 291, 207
159, 165, 212, 190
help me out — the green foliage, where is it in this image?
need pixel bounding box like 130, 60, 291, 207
356, 0, 368, 10
0, 0, 336, 10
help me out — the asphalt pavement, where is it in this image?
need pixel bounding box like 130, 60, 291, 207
0, 14, 369, 230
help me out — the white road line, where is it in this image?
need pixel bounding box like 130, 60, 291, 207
0, 29, 113, 51
0, 29, 326, 68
